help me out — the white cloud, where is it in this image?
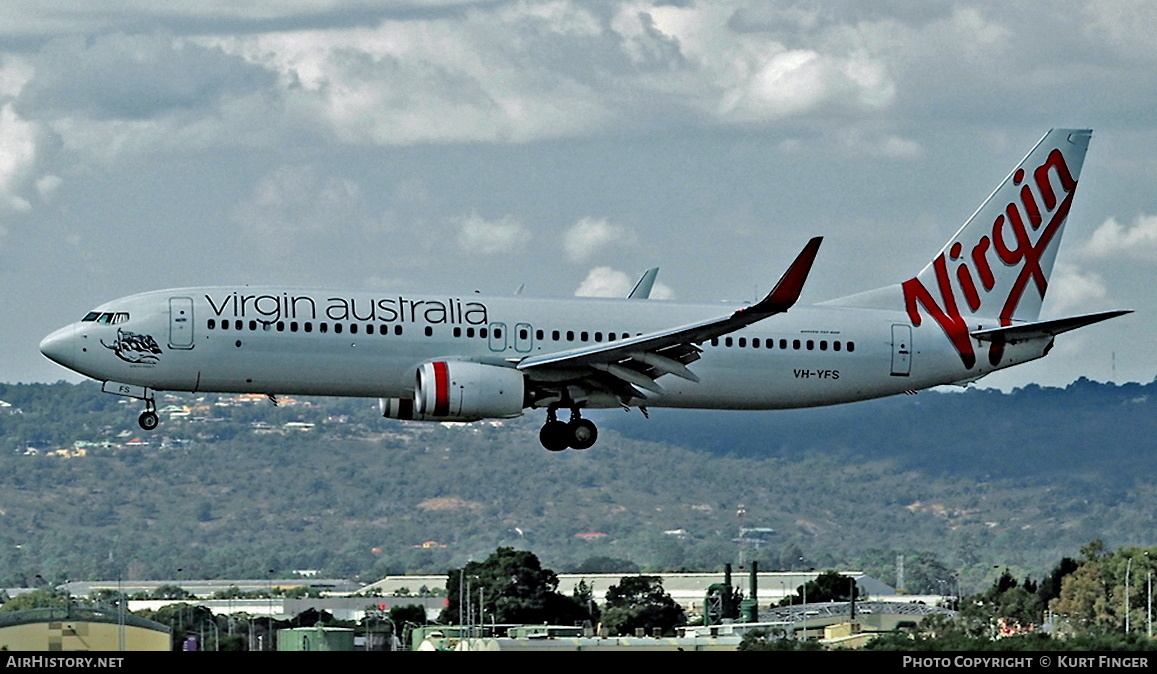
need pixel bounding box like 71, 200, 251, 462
0, 103, 39, 211
575, 266, 632, 297
455, 212, 529, 255
0, 55, 32, 98
1048, 263, 1108, 313
1081, 214, 1157, 260
574, 266, 675, 299
563, 217, 632, 262
649, 282, 675, 300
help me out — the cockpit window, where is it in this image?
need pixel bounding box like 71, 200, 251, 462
82, 311, 129, 324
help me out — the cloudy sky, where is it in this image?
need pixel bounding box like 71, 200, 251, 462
2, 1, 1154, 389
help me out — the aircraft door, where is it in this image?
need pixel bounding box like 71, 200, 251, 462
488, 322, 508, 352
169, 297, 195, 350
890, 324, 911, 376
514, 323, 534, 353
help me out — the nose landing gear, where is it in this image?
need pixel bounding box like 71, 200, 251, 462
539, 408, 598, 451
138, 399, 159, 431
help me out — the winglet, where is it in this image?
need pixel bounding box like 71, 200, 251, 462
738, 237, 823, 317
628, 267, 659, 299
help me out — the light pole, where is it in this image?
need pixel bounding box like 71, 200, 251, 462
1126, 556, 1134, 634
268, 569, 275, 651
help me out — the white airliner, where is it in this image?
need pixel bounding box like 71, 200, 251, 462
40, 129, 1129, 451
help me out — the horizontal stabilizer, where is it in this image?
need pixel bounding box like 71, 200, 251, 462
970, 310, 1131, 343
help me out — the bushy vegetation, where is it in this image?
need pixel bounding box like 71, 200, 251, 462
0, 379, 1153, 591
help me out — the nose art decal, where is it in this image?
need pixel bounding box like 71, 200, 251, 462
102, 328, 163, 364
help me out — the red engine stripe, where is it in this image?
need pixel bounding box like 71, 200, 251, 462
432, 361, 450, 416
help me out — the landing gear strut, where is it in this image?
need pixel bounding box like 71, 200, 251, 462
138, 398, 159, 431
539, 408, 598, 451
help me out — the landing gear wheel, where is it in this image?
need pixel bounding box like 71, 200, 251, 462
539, 419, 570, 452
567, 418, 598, 450
138, 411, 159, 431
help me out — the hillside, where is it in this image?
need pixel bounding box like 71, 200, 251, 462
0, 379, 1153, 593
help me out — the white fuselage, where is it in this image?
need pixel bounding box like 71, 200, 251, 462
39, 286, 1048, 411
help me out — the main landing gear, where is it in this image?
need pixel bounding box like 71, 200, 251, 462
539, 408, 597, 452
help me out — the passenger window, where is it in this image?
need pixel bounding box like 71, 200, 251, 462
847, 341, 855, 352
335, 323, 343, 334
424, 326, 433, 337
208, 319, 216, 329
394, 325, 403, 336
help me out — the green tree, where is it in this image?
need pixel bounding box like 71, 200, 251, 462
780, 570, 860, 606
138, 603, 217, 650
0, 587, 72, 612
150, 584, 194, 600
601, 575, 685, 636
441, 547, 590, 625
1050, 543, 1157, 635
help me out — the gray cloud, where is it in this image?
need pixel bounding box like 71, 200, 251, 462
17, 32, 277, 121
4, 1, 1156, 389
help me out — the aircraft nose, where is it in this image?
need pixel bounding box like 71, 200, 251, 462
40, 325, 77, 369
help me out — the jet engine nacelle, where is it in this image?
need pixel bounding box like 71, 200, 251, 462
379, 397, 428, 421
413, 360, 525, 421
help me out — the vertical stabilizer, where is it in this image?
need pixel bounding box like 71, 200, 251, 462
828, 129, 1091, 368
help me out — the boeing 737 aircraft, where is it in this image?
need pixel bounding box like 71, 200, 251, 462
40, 129, 1129, 451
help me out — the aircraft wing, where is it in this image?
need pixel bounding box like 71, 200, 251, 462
517, 237, 822, 401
